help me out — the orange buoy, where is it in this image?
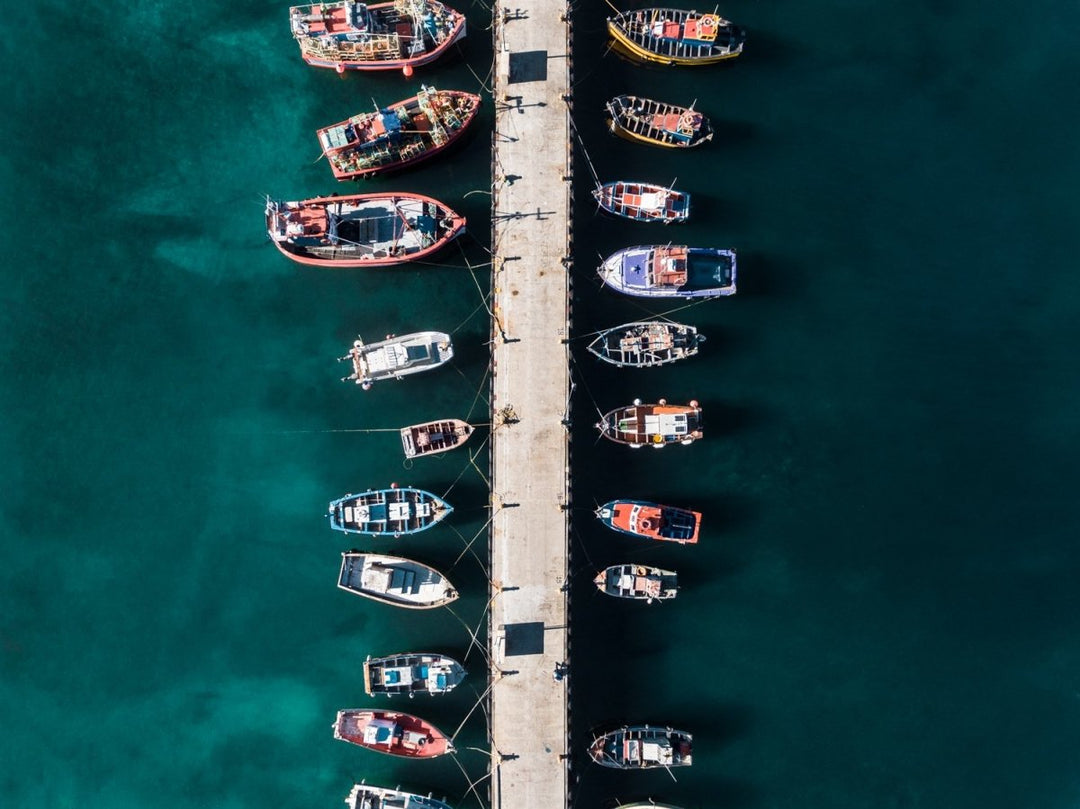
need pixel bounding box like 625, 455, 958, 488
335, 63, 345, 75
402, 64, 414, 77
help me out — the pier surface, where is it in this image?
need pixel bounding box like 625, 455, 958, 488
489, 5, 572, 809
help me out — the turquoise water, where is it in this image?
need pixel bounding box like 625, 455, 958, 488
3, 1, 1080, 807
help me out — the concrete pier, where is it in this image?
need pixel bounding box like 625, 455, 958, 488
488, 4, 573, 809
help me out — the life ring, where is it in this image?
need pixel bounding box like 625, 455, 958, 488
360, 254, 373, 261
652, 434, 664, 443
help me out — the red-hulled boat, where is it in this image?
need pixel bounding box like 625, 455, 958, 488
265, 193, 465, 268
290, 0, 466, 73
333, 709, 454, 758
596, 499, 701, 545
318, 87, 482, 180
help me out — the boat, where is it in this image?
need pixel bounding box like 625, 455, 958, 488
586, 320, 704, 368
333, 708, 454, 758
594, 564, 678, 602
606, 95, 713, 149
345, 784, 454, 809
318, 87, 482, 180
598, 245, 736, 299
265, 193, 465, 268
363, 652, 466, 696
589, 725, 693, 769
401, 419, 474, 458
290, 0, 466, 73
338, 552, 459, 609
593, 180, 690, 224
328, 485, 452, 536
596, 500, 701, 545
596, 398, 703, 447
340, 331, 453, 390
607, 7, 745, 66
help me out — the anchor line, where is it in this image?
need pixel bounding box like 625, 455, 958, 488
446, 603, 490, 668
568, 113, 601, 187
448, 750, 490, 809
438, 433, 490, 503
447, 498, 496, 571
568, 351, 606, 421
465, 364, 493, 425
449, 677, 498, 742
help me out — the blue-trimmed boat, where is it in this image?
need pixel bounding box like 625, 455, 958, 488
329, 485, 452, 537
598, 245, 736, 299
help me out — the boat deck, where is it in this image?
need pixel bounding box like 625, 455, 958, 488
489, 4, 571, 809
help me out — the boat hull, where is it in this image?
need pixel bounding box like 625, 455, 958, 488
606, 95, 714, 150
345, 784, 455, 809
593, 181, 690, 224
291, 1, 467, 72
319, 88, 482, 180
597, 500, 701, 545
363, 652, 466, 696
338, 553, 459, 609
594, 564, 678, 601
334, 709, 454, 758
266, 193, 465, 268
589, 725, 693, 769
400, 419, 474, 458
342, 331, 454, 388
329, 486, 453, 536
597, 399, 703, 447
586, 320, 704, 368
598, 245, 736, 299
606, 8, 744, 66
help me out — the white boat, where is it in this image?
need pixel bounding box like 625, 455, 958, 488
338, 553, 458, 609
340, 331, 453, 389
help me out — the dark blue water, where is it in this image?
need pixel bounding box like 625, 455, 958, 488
3, 1, 1080, 807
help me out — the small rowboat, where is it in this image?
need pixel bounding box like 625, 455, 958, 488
363, 652, 466, 696
589, 725, 694, 769
290, 0, 466, 73
265, 193, 465, 268
594, 564, 678, 602
592, 180, 690, 224
338, 553, 459, 609
586, 321, 704, 368
318, 87, 482, 180
606, 95, 713, 149
596, 398, 703, 447
333, 708, 454, 758
607, 7, 745, 66
400, 419, 474, 458
598, 245, 736, 299
596, 500, 701, 545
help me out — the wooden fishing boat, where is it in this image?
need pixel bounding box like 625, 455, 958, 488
594, 564, 678, 602
598, 245, 736, 299
338, 553, 459, 609
318, 87, 482, 179
596, 500, 701, 545
340, 331, 453, 389
607, 7, 745, 66
266, 193, 465, 268
328, 485, 452, 537
596, 398, 703, 447
333, 709, 454, 758
363, 652, 466, 696
593, 180, 691, 224
606, 95, 713, 149
400, 419, 474, 458
589, 725, 693, 769
586, 320, 704, 368
345, 784, 455, 809
290, 0, 466, 73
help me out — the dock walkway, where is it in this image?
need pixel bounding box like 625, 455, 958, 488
488, 4, 572, 809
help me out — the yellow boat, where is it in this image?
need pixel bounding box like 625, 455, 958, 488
607, 7, 745, 66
